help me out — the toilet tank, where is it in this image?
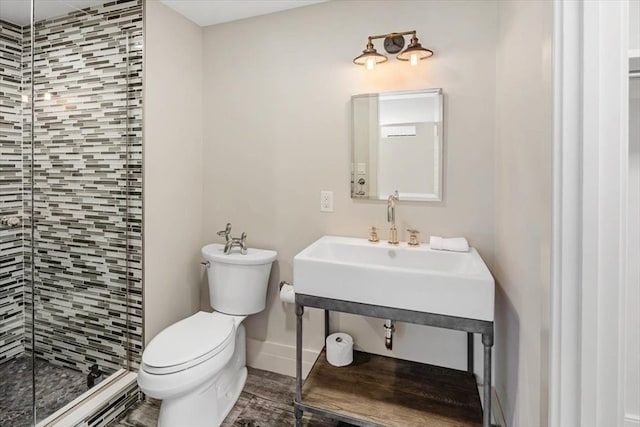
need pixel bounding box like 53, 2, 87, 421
201, 243, 277, 315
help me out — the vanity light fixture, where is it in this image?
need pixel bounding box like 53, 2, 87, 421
353, 38, 388, 70
353, 31, 433, 70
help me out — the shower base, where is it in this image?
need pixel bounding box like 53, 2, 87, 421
0, 355, 87, 426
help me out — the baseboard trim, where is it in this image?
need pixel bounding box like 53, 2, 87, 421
492, 387, 506, 427
473, 385, 507, 427
246, 338, 320, 379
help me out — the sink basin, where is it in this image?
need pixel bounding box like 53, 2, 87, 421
293, 236, 494, 321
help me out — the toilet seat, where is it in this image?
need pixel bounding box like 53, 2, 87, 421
142, 311, 235, 375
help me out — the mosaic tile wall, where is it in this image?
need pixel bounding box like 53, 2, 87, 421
0, 0, 143, 375
0, 19, 25, 364
23, 0, 144, 375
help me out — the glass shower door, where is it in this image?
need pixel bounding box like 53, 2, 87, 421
27, 26, 132, 423
1, 0, 143, 424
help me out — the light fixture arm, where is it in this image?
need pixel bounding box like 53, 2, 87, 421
366, 30, 416, 42
366, 37, 374, 50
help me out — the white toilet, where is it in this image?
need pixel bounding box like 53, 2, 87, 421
137, 243, 277, 427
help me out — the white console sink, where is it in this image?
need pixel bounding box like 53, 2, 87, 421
293, 236, 494, 321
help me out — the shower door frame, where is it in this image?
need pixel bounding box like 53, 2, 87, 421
22, 1, 144, 424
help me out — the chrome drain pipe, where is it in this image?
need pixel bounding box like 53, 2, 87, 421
383, 319, 395, 350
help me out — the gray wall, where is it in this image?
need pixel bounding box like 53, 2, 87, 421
143, 0, 204, 347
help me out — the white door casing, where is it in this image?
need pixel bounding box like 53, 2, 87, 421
550, 0, 633, 425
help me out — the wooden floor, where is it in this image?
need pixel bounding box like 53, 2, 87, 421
111, 367, 349, 427
301, 350, 482, 427
113, 354, 482, 427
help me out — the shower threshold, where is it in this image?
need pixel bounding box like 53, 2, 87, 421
37, 369, 138, 427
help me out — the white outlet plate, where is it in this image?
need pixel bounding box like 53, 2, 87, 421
320, 191, 333, 212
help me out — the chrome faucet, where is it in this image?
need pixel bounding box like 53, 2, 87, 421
216, 223, 248, 255
387, 191, 399, 245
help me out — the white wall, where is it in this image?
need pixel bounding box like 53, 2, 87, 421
631, 0, 639, 52
625, 70, 640, 426
494, 1, 553, 426
627, 5, 640, 424
143, 1, 204, 343
201, 0, 497, 377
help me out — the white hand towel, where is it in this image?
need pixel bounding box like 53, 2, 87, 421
429, 236, 470, 252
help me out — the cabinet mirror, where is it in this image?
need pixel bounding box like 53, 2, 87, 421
351, 88, 443, 202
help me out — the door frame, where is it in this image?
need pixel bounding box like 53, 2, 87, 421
549, 0, 631, 425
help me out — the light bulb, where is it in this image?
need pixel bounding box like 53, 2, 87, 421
366, 57, 376, 71
21, 95, 28, 103
44, 92, 51, 101
410, 53, 418, 66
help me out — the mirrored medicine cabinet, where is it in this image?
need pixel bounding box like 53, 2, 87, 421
351, 88, 443, 202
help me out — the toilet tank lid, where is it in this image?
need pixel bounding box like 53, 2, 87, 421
202, 243, 277, 265
142, 311, 234, 369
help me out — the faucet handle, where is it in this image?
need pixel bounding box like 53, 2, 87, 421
368, 226, 379, 243
239, 232, 247, 254
1, 216, 21, 227
407, 229, 420, 246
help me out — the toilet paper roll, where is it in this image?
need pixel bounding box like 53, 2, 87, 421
326, 332, 353, 367
279, 283, 295, 304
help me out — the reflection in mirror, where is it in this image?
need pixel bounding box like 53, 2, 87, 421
351, 88, 443, 202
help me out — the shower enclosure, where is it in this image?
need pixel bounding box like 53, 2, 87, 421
0, 0, 143, 424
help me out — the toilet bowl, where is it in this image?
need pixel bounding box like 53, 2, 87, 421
137, 243, 277, 427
